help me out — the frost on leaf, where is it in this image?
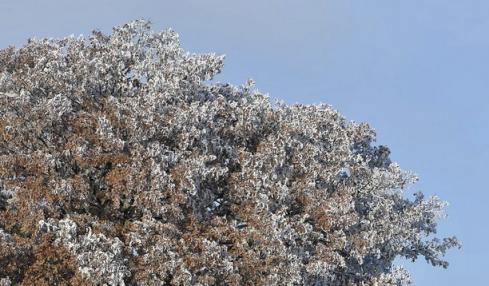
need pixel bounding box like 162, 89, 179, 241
0, 20, 459, 285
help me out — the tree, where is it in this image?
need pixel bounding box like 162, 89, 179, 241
0, 20, 459, 285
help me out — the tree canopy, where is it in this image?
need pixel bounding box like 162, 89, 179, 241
0, 20, 459, 285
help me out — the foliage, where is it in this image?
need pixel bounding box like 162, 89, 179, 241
0, 20, 459, 285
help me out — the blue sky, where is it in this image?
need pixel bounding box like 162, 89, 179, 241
1, 1, 487, 284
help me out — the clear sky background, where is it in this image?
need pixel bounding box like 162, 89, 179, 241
0, 1, 487, 284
